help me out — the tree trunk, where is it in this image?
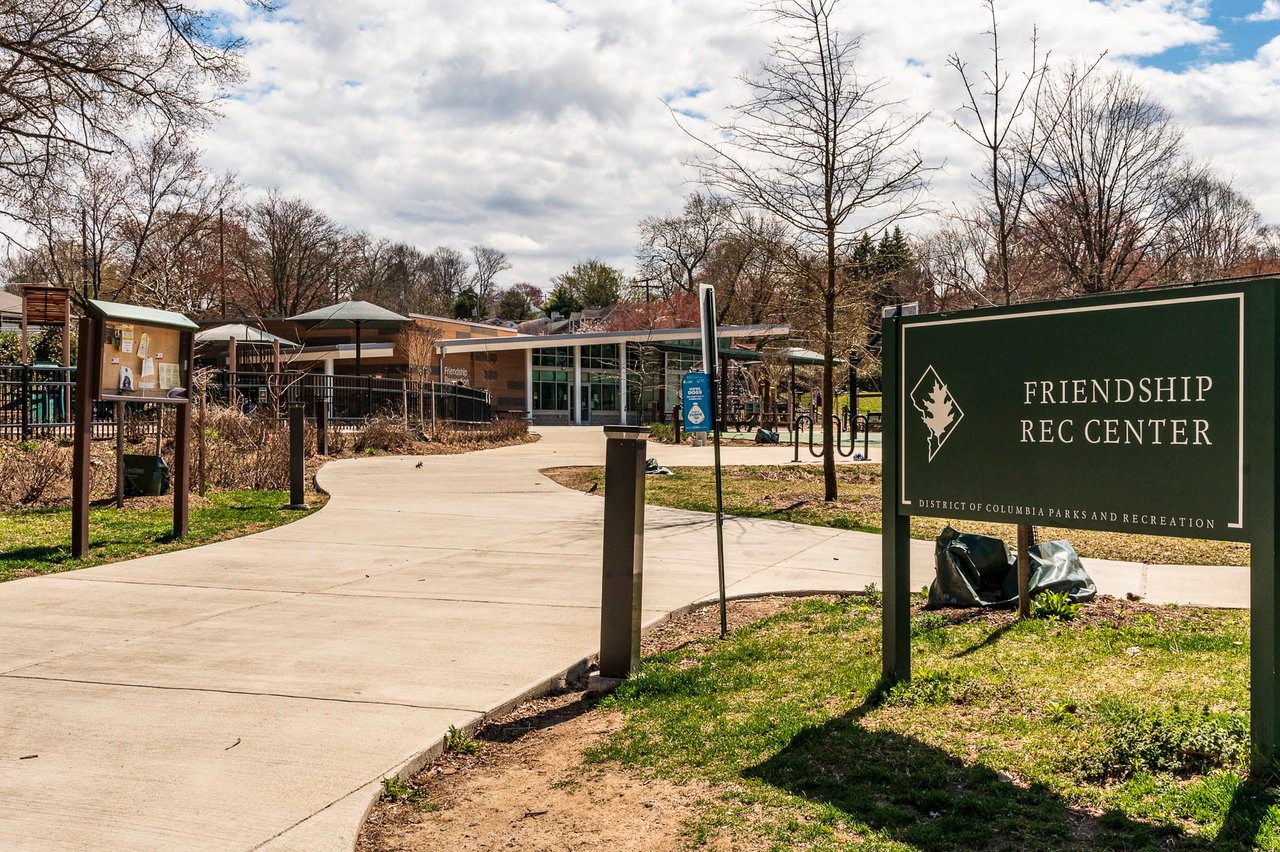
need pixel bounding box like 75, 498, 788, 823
823, 231, 837, 502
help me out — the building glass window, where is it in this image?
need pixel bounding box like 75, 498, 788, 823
532, 369, 570, 411
581, 344, 619, 370
588, 374, 619, 413
532, 347, 572, 368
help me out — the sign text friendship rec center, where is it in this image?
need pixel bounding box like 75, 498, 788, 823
896, 286, 1246, 541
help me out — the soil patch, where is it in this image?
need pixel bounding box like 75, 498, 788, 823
356, 596, 803, 852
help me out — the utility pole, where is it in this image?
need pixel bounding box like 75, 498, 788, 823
219, 208, 227, 318
80, 208, 89, 302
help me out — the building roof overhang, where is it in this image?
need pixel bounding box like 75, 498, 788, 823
434, 323, 789, 356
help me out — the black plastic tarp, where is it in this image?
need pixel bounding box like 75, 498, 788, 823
927, 526, 1097, 608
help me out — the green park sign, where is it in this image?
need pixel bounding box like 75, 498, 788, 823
899, 286, 1244, 540
880, 277, 1280, 771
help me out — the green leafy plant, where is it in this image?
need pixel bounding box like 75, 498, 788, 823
445, 724, 482, 754
861, 582, 882, 609
883, 669, 954, 707
910, 612, 949, 644
1076, 705, 1247, 780
379, 775, 417, 802
1046, 701, 1079, 724
1031, 590, 1082, 621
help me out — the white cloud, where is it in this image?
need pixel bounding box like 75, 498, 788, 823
201, 0, 1280, 290
1247, 1, 1280, 22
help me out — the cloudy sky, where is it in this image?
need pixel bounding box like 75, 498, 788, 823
203, 0, 1280, 291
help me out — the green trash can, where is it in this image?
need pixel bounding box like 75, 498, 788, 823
122, 454, 171, 497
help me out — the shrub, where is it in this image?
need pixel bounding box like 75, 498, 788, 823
911, 612, 949, 644
489, 415, 529, 442
1076, 705, 1248, 780
648, 422, 675, 443
444, 724, 482, 754
200, 406, 314, 491
883, 669, 955, 707
0, 440, 68, 504
353, 417, 416, 454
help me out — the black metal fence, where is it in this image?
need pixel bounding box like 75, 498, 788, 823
0, 365, 494, 440
208, 371, 492, 426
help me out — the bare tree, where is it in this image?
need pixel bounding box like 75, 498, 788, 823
691, 0, 929, 500
946, 0, 1095, 306
397, 321, 443, 430
470, 245, 511, 310
701, 212, 790, 325
1162, 172, 1265, 282
119, 130, 240, 310
1027, 66, 1194, 294
425, 246, 470, 308
635, 193, 733, 300
0, 0, 248, 230
230, 191, 348, 316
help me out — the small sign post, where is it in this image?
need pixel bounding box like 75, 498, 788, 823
881, 278, 1280, 772
699, 285, 728, 639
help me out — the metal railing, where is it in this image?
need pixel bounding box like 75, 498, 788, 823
0, 365, 167, 442
207, 371, 492, 427
0, 365, 494, 441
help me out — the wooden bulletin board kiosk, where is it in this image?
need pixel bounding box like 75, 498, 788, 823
71, 300, 200, 557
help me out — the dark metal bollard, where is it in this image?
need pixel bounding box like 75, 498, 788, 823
285, 403, 308, 509
598, 425, 649, 680
314, 398, 328, 456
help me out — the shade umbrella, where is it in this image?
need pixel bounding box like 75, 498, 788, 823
285, 300, 408, 376
195, 323, 299, 348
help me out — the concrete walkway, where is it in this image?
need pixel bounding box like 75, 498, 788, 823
0, 427, 1246, 851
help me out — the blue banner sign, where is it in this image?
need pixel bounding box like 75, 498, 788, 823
682, 372, 712, 433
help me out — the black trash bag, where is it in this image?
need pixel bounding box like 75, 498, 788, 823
928, 525, 1096, 608
755, 428, 780, 444
1001, 539, 1097, 604
928, 526, 1012, 608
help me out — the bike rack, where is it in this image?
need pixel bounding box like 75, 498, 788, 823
793, 412, 872, 461
791, 413, 818, 462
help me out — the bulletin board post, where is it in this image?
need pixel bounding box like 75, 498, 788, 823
72, 300, 199, 557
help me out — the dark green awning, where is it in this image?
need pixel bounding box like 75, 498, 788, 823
646, 341, 832, 365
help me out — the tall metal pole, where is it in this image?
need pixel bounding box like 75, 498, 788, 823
710, 351, 727, 639
699, 284, 727, 639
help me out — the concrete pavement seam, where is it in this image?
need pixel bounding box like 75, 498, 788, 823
0, 673, 492, 714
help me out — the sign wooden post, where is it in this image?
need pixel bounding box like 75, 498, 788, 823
882, 277, 1280, 772
71, 316, 95, 558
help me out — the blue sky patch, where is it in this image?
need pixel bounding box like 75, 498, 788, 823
1137, 0, 1279, 70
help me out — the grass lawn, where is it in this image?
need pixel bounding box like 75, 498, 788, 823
0, 490, 324, 581
593, 595, 1273, 850
543, 464, 1248, 567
